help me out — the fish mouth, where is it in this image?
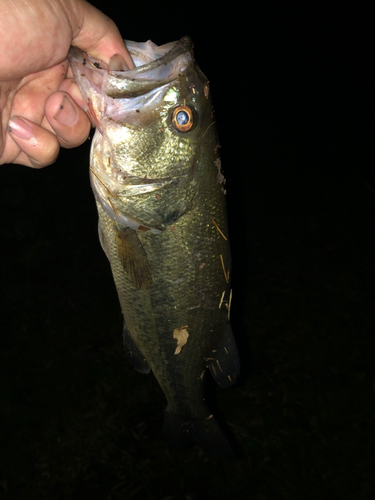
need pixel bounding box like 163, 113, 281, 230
117, 176, 179, 197
90, 167, 192, 233
90, 170, 170, 233
69, 37, 194, 98
89, 163, 182, 198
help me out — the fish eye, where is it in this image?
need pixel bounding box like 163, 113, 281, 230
172, 105, 194, 132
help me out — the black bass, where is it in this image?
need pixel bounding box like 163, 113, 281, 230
68, 37, 240, 457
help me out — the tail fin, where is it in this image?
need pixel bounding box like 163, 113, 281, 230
163, 408, 236, 459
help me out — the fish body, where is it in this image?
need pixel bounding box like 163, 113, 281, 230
68, 37, 240, 457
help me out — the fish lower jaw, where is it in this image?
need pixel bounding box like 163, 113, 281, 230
90, 169, 162, 233
97, 192, 162, 234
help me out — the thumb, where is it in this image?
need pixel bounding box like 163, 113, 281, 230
69, 0, 134, 68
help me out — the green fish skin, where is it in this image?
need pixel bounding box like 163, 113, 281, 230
68, 37, 240, 457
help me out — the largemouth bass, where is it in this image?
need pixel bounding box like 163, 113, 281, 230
68, 37, 240, 457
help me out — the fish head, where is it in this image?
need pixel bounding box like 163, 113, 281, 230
69, 37, 216, 232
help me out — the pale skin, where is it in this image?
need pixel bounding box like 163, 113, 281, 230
0, 0, 134, 168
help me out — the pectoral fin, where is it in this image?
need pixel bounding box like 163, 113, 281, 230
208, 323, 240, 388
115, 226, 153, 289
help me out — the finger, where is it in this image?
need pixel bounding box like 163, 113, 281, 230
70, 1, 135, 68
44, 91, 91, 149
57, 77, 95, 127
58, 78, 87, 110
8, 116, 59, 168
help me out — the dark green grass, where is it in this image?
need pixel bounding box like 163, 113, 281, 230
1, 148, 374, 499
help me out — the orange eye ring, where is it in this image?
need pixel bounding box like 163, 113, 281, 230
172, 105, 194, 132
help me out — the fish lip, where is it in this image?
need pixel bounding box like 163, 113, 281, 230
123, 175, 177, 185
69, 36, 193, 76
118, 176, 184, 197
90, 166, 184, 199
115, 174, 185, 198
114, 36, 193, 77
69, 37, 194, 98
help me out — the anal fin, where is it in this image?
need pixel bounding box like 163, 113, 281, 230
123, 322, 151, 374
208, 323, 240, 388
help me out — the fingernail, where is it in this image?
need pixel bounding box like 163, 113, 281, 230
8, 117, 33, 140
53, 96, 78, 126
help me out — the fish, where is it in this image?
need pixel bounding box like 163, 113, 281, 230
68, 37, 240, 458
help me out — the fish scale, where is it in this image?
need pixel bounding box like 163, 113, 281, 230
96, 170, 228, 419
69, 36, 240, 457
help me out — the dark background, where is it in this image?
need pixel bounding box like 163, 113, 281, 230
0, 2, 373, 499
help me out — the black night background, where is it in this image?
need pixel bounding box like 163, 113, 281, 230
0, 3, 373, 499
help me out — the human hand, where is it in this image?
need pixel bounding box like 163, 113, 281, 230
0, 0, 134, 168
